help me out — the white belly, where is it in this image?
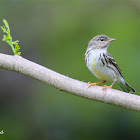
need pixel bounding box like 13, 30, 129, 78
85, 49, 118, 81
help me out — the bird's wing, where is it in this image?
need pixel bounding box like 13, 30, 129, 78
106, 52, 123, 78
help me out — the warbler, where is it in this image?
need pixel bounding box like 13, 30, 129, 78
84, 35, 135, 93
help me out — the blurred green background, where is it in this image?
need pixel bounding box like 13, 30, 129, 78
0, 0, 140, 139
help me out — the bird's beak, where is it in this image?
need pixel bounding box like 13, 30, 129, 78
108, 38, 116, 42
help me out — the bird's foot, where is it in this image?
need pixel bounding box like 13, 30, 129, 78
102, 85, 112, 95
88, 81, 105, 88
88, 82, 97, 87
103, 85, 112, 89
102, 85, 112, 91
102, 81, 116, 95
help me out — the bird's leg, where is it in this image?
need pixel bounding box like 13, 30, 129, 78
102, 81, 116, 91
88, 81, 106, 87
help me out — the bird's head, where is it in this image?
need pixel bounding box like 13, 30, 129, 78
88, 35, 116, 49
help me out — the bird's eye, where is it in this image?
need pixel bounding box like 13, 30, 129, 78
100, 38, 104, 41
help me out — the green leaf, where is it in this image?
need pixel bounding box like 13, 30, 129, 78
1, 19, 21, 55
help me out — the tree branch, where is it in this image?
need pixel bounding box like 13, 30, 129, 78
0, 53, 139, 112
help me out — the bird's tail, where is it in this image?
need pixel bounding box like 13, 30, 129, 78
118, 80, 136, 93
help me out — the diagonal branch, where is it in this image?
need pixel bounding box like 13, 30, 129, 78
0, 53, 139, 112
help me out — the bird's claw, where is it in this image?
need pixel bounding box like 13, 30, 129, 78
88, 82, 97, 87
102, 85, 112, 95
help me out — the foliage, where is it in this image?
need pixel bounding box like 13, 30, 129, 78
1, 19, 21, 55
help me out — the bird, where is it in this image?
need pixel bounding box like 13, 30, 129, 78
84, 35, 136, 93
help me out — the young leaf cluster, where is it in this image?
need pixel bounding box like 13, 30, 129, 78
1, 19, 21, 55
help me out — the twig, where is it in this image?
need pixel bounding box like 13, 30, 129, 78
0, 53, 139, 112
